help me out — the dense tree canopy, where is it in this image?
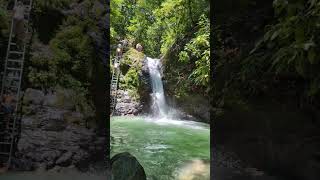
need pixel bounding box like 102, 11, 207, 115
111, 0, 210, 97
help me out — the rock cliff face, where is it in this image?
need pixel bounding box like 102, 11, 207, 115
12, 88, 106, 172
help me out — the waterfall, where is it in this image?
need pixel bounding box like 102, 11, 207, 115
147, 57, 167, 117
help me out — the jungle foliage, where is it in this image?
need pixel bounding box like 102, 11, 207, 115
215, 0, 320, 111
27, 0, 104, 115
0, 0, 108, 118
111, 0, 210, 98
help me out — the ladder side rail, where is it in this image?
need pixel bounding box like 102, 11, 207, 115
1, 0, 18, 97
6, 0, 33, 168
110, 55, 121, 115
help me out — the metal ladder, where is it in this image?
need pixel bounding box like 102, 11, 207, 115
0, 0, 33, 168
110, 56, 121, 115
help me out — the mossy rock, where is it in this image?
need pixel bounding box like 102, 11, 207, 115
111, 152, 146, 180
122, 48, 145, 67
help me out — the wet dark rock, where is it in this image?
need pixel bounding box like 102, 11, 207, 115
166, 94, 210, 123
10, 157, 34, 171
56, 152, 73, 167
40, 150, 61, 163
138, 58, 152, 113
72, 150, 90, 170
38, 113, 66, 131
111, 152, 146, 180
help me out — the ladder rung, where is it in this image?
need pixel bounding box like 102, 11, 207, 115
5, 85, 19, 89
5, 76, 20, 79
6, 67, 22, 71
8, 59, 23, 62
9, 51, 24, 54
0, 142, 11, 145
0, 152, 10, 156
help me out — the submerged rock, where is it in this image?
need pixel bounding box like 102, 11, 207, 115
111, 152, 146, 180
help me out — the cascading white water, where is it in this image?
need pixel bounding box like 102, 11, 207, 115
147, 57, 167, 117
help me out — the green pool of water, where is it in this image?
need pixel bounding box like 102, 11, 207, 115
111, 116, 210, 180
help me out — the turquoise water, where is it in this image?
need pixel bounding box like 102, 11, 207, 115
111, 116, 210, 180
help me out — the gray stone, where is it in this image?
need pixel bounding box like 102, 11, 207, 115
63, 111, 84, 125
23, 88, 45, 105
43, 93, 58, 107
40, 150, 61, 162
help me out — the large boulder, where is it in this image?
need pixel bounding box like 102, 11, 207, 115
111, 152, 146, 180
